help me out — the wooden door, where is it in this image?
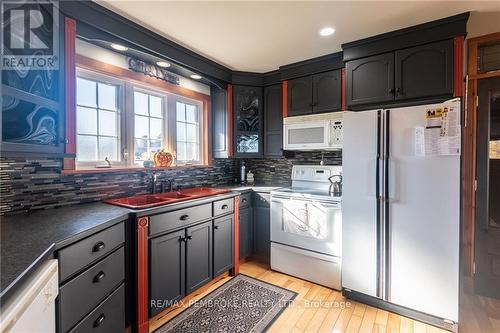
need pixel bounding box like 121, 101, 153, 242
264, 84, 283, 156
287, 76, 313, 116
395, 39, 453, 100
149, 229, 185, 316
185, 221, 213, 294
213, 215, 234, 276
312, 70, 342, 113
346, 53, 395, 107
475, 77, 500, 299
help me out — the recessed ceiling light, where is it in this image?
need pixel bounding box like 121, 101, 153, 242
319, 27, 335, 37
190, 74, 202, 80
110, 43, 128, 51
156, 61, 171, 68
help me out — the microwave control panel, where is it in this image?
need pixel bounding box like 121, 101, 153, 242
330, 120, 343, 146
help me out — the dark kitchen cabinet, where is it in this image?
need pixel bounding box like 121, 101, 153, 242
239, 206, 253, 260
233, 85, 263, 157
150, 229, 185, 317
287, 70, 342, 117
395, 39, 453, 100
253, 193, 271, 263
211, 87, 229, 158
313, 70, 342, 113
287, 76, 313, 116
346, 53, 395, 107
264, 84, 283, 156
185, 221, 213, 294
213, 216, 234, 277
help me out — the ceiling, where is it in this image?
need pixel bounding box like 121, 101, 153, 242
97, 1, 500, 73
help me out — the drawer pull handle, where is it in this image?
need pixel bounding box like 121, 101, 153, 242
222, 204, 228, 209
242, 198, 247, 203
93, 314, 106, 328
93, 271, 106, 283
214, 225, 219, 230
92, 241, 106, 253
180, 214, 190, 221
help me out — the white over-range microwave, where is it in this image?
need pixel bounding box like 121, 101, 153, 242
283, 112, 343, 151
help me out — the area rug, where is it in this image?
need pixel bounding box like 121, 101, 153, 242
155, 274, 297, 333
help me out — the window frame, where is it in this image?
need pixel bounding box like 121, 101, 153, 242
168, 95, 204, 165
72, 58, 211, 171
75, 68, 126, 168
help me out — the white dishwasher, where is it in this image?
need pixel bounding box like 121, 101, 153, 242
1, 259, 58, 333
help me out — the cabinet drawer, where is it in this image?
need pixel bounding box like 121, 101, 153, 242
59, 247, 125, 333
69, 284, 125, 333
58, 222, 125, 282
239, 193, 252, 208
213, 198, 234, 216
150, 203, 212, 236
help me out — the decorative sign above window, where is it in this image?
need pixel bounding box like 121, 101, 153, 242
127, 57, 180, 85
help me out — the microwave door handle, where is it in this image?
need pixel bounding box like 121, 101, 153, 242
328, 121, 333, 146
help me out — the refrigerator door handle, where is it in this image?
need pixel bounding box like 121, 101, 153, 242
384, 109, 391, 301
388, 159, 398, 202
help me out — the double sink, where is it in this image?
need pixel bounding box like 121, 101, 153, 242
104, 187, 231, 209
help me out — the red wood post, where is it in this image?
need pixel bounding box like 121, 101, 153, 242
137, 217, 149, 333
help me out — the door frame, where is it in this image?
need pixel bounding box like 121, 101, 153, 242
463, 32, 500, 276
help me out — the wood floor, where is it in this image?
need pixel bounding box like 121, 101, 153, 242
152, 259, 452, 333
459, 277, 500, 333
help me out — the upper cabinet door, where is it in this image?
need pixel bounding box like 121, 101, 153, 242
313, 70, 342, 113
287, 76, 313, 116
346, 53, 395, 107
395, 39, 453, 100
211, 87, 229, 158
233, 85, 263, 157
264, 84, 283, 156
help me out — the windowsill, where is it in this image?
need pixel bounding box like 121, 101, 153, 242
61, 164, 211, 175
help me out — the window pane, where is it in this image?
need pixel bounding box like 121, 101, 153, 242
98, 137, 118, 161
149, 139, 161, 153
186, 142, 198, 161
176, 102, 185, 121
134, 91, 148, 115
186, 124, 197, 142
186, 104, 197, 123
98, 83, 117, 110
177, 142, 186, 161
77, 135, 97, 161
177, 122, 186, 141
76, 78, 96, 107
150, 118, 163, 140
150, 96, 162, 118
77, 107, 97, 135
99, 110, 117, 136
135, 115, 149, 139
135, 138, 148, 161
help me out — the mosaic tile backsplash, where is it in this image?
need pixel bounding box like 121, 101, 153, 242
0, 157, 236, 214
0, 151, 341, 214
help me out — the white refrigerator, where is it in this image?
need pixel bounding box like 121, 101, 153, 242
341, 99, 461, 330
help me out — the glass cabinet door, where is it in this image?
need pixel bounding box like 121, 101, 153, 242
233, 85, 263, 157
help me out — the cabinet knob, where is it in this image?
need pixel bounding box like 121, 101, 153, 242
186, 235, 192, 240
93, 314, 106, 328
389, 88, 395, 94
214, 225, 219, 230
242, 198, 247, 203
222, 204, 228, 209
396, 88, 404, 95
93, 271, 106, 283
179, 237, 186, 242
92, 241, 106, 252
180, 214, 190, 221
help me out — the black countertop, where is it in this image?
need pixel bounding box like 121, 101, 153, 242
0, 202, 131, 303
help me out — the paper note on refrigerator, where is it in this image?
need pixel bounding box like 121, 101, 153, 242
415, 102, 461, 156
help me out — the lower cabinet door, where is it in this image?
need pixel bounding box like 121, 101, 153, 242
186, 221, 213, 294
254, 206, 271, 263
213, 215, 234, 277
239, 207, 253, 260
69, 284, 125, 333
150, 229, 185, 317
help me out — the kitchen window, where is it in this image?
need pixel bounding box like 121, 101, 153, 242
74, 65, 208, 169
76, 71, 123, 166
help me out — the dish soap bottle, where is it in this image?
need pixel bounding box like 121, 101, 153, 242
240, 161, 246, 184
247, 170, 254, 185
